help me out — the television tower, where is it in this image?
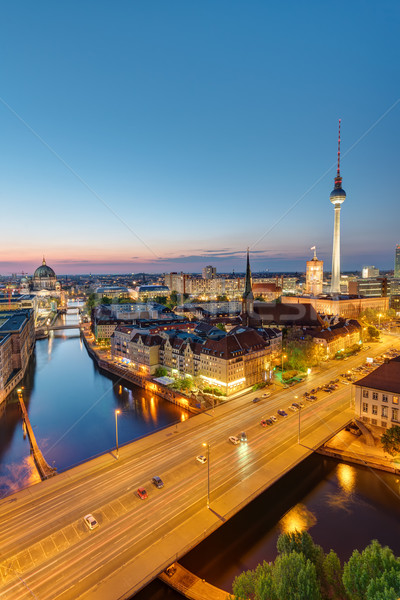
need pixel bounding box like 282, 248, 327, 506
330, 120, 346, 295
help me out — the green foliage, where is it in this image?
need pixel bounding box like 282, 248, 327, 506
273, 551, 321, 600
277, 531, 323, 566
169, 290, 179, 307
216, 322, 227, 331
171, 377, 193, 391
154, 367, 168, 378
282, 370, 298, 381
252, 382, 267, 391
86, 293, 97, 311
366, 568, 400, 600
322, 549, 347, 599
285, 331, 326, 371
216, 295, 228, 301
154, 295, 167, 305
203, 386, 225, 396
101, 295, 112, 305
232, 568, 257, 599
343, 540, 400, 600
381, 425, 400, 456
367, 325, 380, 340
117, 297, 135, 304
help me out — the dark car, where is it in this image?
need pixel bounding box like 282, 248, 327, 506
277, 409, 288, 417
151, 476, 164, 489
252, 396, 261, 403
239, 431, 248, 442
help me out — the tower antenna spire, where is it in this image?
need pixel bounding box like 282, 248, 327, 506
337, 118, 341, 178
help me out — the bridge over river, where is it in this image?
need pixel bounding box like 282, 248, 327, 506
0, 382, 353, 600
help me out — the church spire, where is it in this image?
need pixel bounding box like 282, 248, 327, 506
241, 248, 254, 326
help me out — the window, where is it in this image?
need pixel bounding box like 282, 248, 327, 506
382, 395, 388, 403
362, 390, 369, 398
372, 405, 378, 415
372, 392, 378, 400
382, 406, 388, 418
392, 408, 399, 422
362, 403, 368, 413
393, 396, 399, 405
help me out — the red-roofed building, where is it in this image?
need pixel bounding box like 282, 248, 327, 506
354, 357, 400, 429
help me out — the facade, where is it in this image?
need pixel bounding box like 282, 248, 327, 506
395, 245, 400, 278
202, 266, 217, 279
330, 121, 346, 295
306, 320, 361, 358
164, 272, 190, 294
134, 285, 169, 301
305, 247, 323, 296
95, 286, 130, 300
283, 295, 390, 319
33, 258, 57, 291
348, 278, 388, 297
362, 266, 379, 279
354, 358, 400, 429
0, 310, 35, 404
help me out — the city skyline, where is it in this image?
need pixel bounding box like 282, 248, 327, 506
1, 2, 399, 274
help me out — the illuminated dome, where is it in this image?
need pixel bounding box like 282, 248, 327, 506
33, 258, 57, 291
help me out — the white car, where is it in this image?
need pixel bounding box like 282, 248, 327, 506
262, 392, 271, 398
83, 514, 98, 530
229, 436, 240, 445
289, 405, 298, 412
270, 415, 277, 422
196, 455, 207, 464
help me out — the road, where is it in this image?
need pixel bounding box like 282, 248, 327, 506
0, 335, 397, 600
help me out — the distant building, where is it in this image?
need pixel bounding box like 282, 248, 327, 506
202, 266, 216, 279
283, 294, 389, 319
95, 286, 130, 300
395, 245, 400, 278
164, 272, 190, 294
354, 357, 400, 429
305, 247, 323, 296
348, 278, 388, 298
362, 266, 379, 279
133, 285, 169, 301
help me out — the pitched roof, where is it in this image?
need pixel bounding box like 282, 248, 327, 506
354, 359, 400, 395
252, 302, 324, 327
201, 327, 266, 359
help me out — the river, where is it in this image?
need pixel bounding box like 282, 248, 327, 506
1, 307, 400, 599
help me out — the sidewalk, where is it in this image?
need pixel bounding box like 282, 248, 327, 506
318, 425, 400, 474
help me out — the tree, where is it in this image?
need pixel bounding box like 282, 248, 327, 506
86, 293, 96, 311
216, 295, 228, 301
277, 531, 323, 568
322, 549, 347, 599
101, 295, 112, 305
381, 425, 400, 456
273, 551, 321, 600
169, 290, 179, 307
232, 568, 257, 599
367, 325, 379, 340
154, 367, 168, 378
216, 323, 226, 331
285, 331, 326, 372
343, 540, 400, 600
366, 568, 400, 600
154, 296, 167, 305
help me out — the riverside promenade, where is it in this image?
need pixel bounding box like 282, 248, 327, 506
159, 563, 231, 600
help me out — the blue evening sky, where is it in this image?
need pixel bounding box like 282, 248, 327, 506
0, 1, 399, 274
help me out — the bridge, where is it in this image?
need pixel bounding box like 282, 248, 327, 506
16, 390, 56, 480
0, 337, 395, 600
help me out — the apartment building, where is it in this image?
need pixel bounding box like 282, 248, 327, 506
354, 357, 400, 429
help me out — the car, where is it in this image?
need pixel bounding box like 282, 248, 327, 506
252, 396, 261, 403
239, 431, 248, 442
151, 476, 164, 488
260, 419, 272, 427
165, 564, 176, 577
270, 415, 277, 422
292, 402, 303, 409
137, 487, 148, 499
277, 409, 288, 417
83, 514, 98, 530
262, 392, 271, 398
229, 435, 240, 444
289, 405, 297, 412
196, 455, 207, 464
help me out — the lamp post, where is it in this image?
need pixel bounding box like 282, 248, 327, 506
378, 313, 382, 328
115, 409, 121, 459
281, 353, 287, 381
202, 442, 210, 509
298, 406, 301, 444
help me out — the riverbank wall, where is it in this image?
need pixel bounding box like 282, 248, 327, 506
81, 330, 202, 414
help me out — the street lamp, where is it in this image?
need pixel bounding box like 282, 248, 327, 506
281, 353, 287, 380
298, 405, 301, 444
378, 313, 382, 328
115, 409, 121, 459
202, 442, 210, 509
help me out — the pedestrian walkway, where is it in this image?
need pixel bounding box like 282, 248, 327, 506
17, 389, 56, 480
159, 563, 231, 600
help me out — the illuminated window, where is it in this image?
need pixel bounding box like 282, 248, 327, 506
393, 396, 399, 405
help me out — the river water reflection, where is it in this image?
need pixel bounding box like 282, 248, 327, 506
0, 307, 190, 497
